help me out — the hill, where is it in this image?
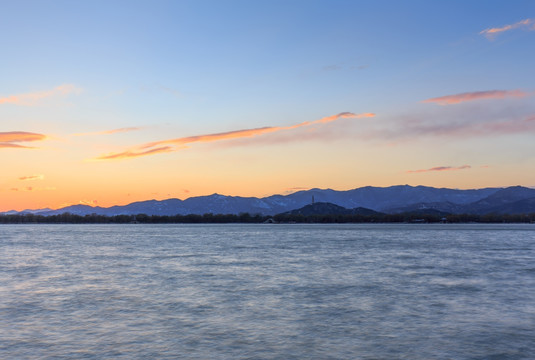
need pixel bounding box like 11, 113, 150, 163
280, 202, 382, 216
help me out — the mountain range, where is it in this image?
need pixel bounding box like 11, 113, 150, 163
5, 185, 535, 217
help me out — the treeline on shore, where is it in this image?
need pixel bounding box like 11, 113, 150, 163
1, 212, 535, 224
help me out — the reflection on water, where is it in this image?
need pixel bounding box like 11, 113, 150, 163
1, 224, 534, 359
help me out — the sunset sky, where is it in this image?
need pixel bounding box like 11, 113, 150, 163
1, 0, 535, 211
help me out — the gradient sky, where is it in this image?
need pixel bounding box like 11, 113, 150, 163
1, 0, 534, 211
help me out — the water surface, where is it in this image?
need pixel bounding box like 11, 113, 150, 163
1, 224, 534, 359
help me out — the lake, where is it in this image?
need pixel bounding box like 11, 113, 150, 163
1, 224, 534, 359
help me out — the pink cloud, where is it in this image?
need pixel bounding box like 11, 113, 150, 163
407, 165, 471, 174
480, 18, 535, 39
423, 90, 528, 105
380, 114, 535, 142
0, 131, 47, 149
0, 84, 82, 106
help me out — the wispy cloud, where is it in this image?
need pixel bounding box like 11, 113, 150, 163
322, 62, 369, 72
0, 132, 47, 142
157, 84, 181, 97
19, 174, 44, 181
95, 146, 175, 161
140, 84, 181, 97
0, 143, 33, 149
73, 127, 142, 137
0, 131, 47, 149
371, 113, 535, 143
407, 165, 471, 174
0, 84, 82, 106
102, 127, 141, 135
94, 112, 375, 161
480, 18, 535, 39
323, 64, 343, 71
142, 112, 373, 149
284, 187, 310, 194
79, 199, 98, 206
93, 106, 533, 161
54, 199, 98, 209
423, 90, 528, 105
10, 186, 55, 192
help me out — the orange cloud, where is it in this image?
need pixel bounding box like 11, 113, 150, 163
315, 112, 374, 124
95, 112, 375, 161
96, 146, 175, 160
11, 186, 55, 192
79, 199, 98, 206
407, 165, 471, 174
0, 131, 47, 149
0, 84, 82, 106
480, 18, 535, 39
422, 90, 528, 105
101, 127, 141, 135
19, 175, 44, 181
144, 112, 373, 148
74, 127, 141, 136
0, 132, 47, 142
0, 143, 33, 149
142, 126, 283, 149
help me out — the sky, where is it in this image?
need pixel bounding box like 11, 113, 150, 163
1, 0, 534, 211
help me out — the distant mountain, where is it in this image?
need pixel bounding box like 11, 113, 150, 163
264, 185, 499, 213
3, 208, 53, 215
350, 207, 384, 216
386, 202, 463, 215
385, 186, 535, 215
394, 208, 452, 217
490, 197, 535, 215
39, 194, 276, 217
4, 185, 535, 217
460, 186, 535, 214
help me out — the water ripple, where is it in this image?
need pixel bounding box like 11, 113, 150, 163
1, 223, 534, 359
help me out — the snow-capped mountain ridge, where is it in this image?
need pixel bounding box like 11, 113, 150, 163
5, 185, 535, 216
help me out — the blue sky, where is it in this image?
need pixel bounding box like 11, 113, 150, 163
1, 0, 534, 210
